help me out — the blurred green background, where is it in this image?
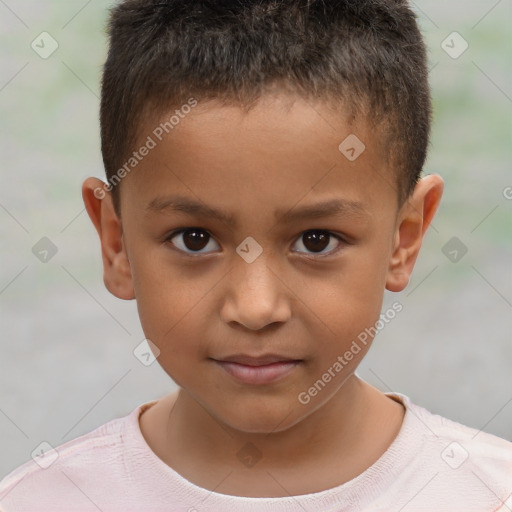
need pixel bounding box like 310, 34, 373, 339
0, 0, 511, 478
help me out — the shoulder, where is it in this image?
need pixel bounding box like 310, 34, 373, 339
386, 393, 512, 512
0, 401, 152, 511
404, 393, 512, 461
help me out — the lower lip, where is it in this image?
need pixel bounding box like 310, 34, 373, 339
214, 360, 301, 385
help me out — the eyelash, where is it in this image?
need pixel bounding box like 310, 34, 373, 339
164, 228, 347, 258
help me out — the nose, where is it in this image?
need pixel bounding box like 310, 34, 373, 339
219, 253, 292, 331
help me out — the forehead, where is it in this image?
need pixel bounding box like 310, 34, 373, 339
123, 93, 396, 222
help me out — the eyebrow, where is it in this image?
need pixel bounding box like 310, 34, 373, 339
146, 195, 368, 229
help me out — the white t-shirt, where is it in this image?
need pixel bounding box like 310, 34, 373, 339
0, 393, 511, 511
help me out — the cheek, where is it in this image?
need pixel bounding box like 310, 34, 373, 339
129, 249, 210, 349
134, 283, 210, 388
303, 259, 386, 340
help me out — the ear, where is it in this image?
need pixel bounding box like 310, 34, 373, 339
386, 174, 444, 292
82, 177, 135, 300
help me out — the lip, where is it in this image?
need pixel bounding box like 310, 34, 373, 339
212, 355, 302, 385
214, 354, 300, 366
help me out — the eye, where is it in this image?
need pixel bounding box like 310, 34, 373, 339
292, 230, 344, 256
165, 228, 345, 257
166, 228, 220, 254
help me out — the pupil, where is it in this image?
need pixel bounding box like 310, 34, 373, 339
184, 229, 209, 251
303, 231, 329, 252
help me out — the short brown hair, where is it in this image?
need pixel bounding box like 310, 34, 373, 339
100, 0, 431, 214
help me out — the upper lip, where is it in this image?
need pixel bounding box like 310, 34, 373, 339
213, 354, 301, 366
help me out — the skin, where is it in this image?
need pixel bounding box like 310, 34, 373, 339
82, 92, 443, 497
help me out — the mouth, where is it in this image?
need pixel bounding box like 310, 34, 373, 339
211, 354, 303, 386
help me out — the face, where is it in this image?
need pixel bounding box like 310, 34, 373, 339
115, 93, 403, 433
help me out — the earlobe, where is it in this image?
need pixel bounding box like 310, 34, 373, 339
82, 177, 135, 300
385, 174, 444, 292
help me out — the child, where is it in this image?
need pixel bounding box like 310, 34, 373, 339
1, 0, 511, 510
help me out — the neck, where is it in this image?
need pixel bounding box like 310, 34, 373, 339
149, 376, 405, 497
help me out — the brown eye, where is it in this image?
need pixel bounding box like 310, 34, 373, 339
292, 230, 343, 256
167, 228, 220, 254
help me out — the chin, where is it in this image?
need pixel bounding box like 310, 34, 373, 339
213, 396, 307, 435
